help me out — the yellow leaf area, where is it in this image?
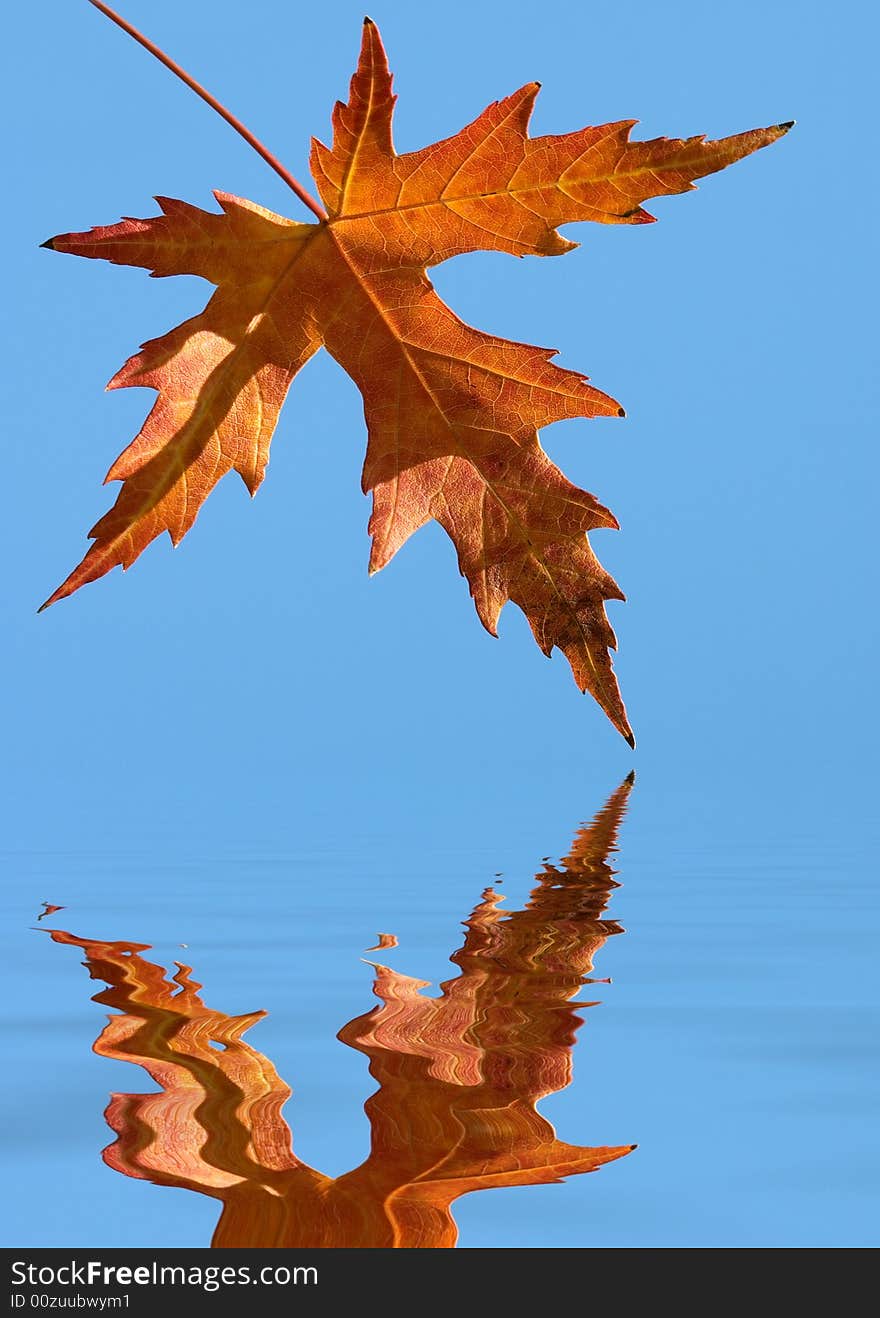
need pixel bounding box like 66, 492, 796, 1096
48, 778, 634, 1248
43, 20, 790, 741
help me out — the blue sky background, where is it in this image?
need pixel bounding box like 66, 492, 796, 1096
3, 0, 878, 1247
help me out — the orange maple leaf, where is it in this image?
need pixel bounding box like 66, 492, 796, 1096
42, 8, 790, 742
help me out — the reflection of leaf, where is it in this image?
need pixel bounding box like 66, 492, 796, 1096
42, 13, 789, 739
47, 932, 320, 1200
51, 777, 633, 1247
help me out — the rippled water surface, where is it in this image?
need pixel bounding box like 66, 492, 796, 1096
6, 777, 878, 1249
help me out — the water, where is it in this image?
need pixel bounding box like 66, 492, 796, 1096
6, 777, 877, 1249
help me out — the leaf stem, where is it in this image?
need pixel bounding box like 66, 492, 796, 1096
87, 0, 329, 221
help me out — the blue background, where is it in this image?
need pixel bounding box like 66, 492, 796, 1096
3, 0, 877, 1247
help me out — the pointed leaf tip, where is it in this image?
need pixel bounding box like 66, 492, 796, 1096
623, 769, 636, 786
617, 406, 626, 418
778, 120, 795, 131
40, 238, 56, 250
624, 731, 636, 750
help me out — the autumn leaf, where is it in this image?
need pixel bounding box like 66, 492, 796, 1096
41, 6, 790, 741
